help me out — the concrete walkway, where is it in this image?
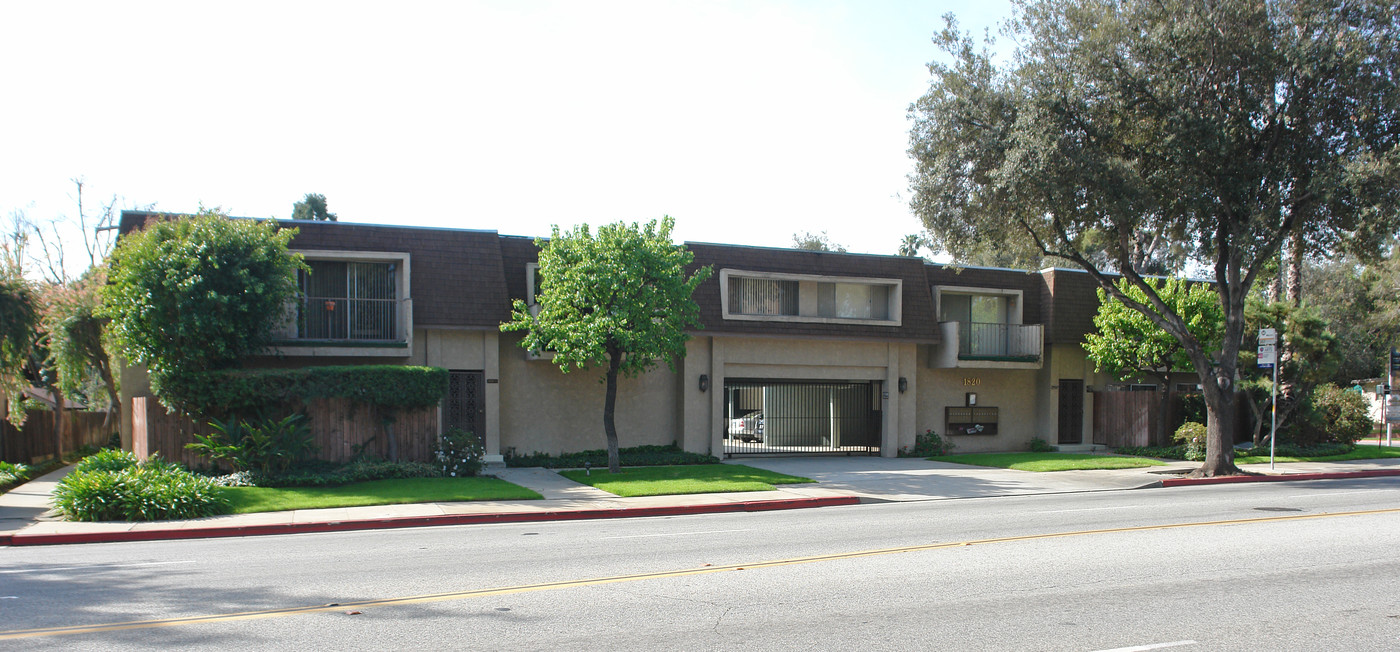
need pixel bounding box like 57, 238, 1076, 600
3, 455, 1399, 546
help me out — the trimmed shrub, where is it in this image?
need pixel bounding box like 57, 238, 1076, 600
1234, 442, 1355, 458
52, 456, 231, 522
506, 444, 718, 468
435, 428, 485, 478
901, 430, 955, 457
1114, 445, 1187, 459
1174, 422, 1208, 461
160, 365, 449, 418
212, 459, 443, 488
1290, 384, 1372, 446
1028, 437, 1057, 453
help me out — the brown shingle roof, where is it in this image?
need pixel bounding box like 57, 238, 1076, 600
684, 243, 940, 342
284, 221, 512, 330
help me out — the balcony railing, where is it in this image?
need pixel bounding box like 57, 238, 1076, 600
957, 322, 1042, 361
277, 296, 412, 343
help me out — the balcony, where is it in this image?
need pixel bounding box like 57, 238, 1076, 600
929, 321, 1043, 369
269, 296, 413, 356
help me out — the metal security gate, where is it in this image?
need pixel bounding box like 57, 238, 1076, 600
723, 380, 881, 456
445, 370, 486, 438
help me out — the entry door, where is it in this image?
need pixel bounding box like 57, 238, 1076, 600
445, 370, 486, 437
1058, 379, 1084, 444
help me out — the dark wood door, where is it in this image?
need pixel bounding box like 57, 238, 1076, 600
1058, 379, 1084, 444
445, 370, 486, 437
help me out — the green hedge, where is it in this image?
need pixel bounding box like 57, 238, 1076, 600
159, 365, 450, 417
506, 444, 718, 468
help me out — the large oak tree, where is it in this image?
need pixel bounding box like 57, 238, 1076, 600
909, 0, 1399, 476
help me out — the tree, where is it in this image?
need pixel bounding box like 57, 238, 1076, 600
897, 234, 929, 258
99, 211, 305, 410
1240, 299, 1341, 445
908, 0, 1400, 476
0, 272, 40, 428
501, 217, 710, 473
43, 269, 121, 427
291, 193, 337, 221
791, 231, 847, 253
1085, 278, 1223, 445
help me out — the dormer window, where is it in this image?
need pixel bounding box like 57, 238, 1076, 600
719, 269, 902, 326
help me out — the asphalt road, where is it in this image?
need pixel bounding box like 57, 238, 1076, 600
2, 478, 1399, 650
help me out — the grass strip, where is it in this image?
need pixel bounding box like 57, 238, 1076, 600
1235, 443, 1400, 464
559, 464, 813, 497
224, 477, 541, 514
928, 452, 1168, 472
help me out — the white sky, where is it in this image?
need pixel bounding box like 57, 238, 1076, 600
1, 0, 1012, 277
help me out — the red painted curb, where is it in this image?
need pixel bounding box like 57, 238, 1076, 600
1161, 469, 1400, 487
2, 496, 860, 547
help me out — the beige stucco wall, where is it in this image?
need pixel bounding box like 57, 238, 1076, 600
497, 332, 679, 456
916, 366, 1042, 453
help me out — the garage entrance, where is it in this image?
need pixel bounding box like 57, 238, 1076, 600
723, 380, 881, 456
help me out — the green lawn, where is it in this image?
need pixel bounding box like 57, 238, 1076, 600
1235, 444, 1400, 464
928, 452, 1169, 472
558, 464, 813, 497
223, 477, 542, 514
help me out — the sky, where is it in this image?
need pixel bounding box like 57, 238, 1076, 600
1, 0, 1014, 278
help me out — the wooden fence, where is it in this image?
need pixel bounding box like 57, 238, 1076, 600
131, 397, 442, 469
1092, 390, 1249, 448
0, 410, 117, 465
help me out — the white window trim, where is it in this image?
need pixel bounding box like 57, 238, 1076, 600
934, 285, 1024, 325
526, 262, 540, 306
719, 268, 903, 327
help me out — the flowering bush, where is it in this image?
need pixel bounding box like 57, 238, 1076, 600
1173, 422, 1208, 461
435, 428, 484, 477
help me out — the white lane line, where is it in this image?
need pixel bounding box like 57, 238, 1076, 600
0, 560, 195, 575
1038, 505, 1141, 514
1094, 640, 1197, 652
1286, 490, 1398, 498
601, 529, 752, 540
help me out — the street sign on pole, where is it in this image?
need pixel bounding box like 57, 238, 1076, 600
1257, 344, 1276, 367
1259, 328, 1277, 344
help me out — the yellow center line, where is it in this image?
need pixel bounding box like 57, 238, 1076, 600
4, 506, 1397, 640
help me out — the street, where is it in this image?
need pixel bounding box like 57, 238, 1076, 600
2, 478, 1399, 650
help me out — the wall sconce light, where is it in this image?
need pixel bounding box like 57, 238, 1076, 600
966, 392, 977, 406
698, 374, 710, 393
898, 377, 908, 394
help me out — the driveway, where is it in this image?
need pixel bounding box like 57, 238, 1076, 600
726, 456, 1175, 502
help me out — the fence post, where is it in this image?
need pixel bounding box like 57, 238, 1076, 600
132, 397, 149, 460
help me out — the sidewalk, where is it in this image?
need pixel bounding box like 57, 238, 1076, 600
3, 456, 1399, 547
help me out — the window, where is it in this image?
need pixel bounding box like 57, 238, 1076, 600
818, 283, 890, 320
719, 269, 901, 325
728, 276, 799, 316
299, 261, 398, 340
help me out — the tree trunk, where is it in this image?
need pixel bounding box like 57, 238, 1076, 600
1194, 381, 1241, 477
603, 345, 622, 474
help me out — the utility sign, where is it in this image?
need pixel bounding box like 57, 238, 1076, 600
1259, 328, 1277, 345
1257, 344, 1276, 367
1388, 396, 1400, 424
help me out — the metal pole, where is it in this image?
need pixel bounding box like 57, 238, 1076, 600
1270, 357, 1278, 470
